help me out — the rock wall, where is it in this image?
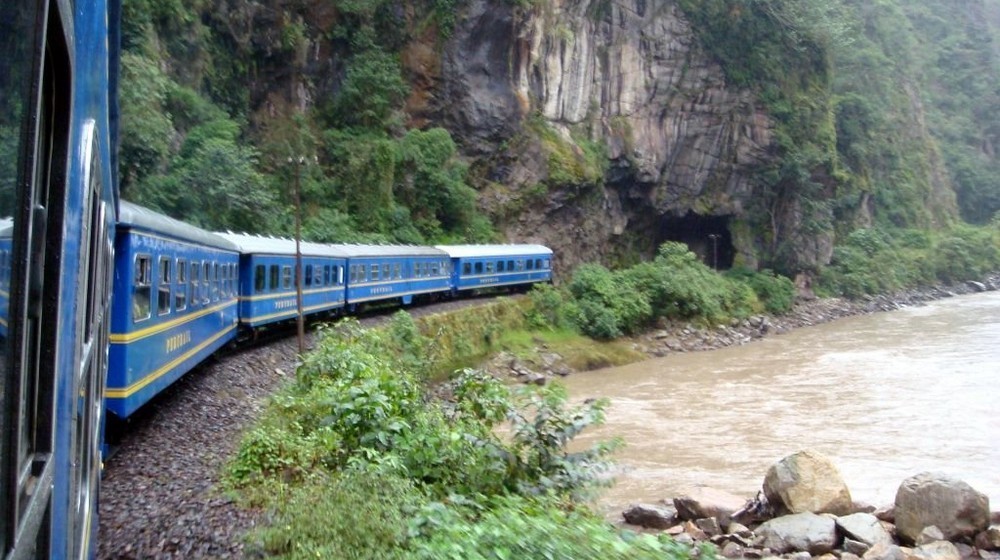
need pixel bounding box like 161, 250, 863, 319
427, 0, 776, 272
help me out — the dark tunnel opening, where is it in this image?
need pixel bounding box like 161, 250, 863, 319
658, 212, 735, 270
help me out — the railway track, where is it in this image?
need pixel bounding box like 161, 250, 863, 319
96, 295, 503, 558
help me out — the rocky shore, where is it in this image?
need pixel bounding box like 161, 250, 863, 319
621, 450, 1000, 560
484, 274, 1000, 383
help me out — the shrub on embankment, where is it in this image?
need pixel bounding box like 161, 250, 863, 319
226, 319, 695, 559
819, 224, 1000, 298
563, 242, 796, 340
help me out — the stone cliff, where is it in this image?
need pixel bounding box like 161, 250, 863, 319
406, 0, 778, 273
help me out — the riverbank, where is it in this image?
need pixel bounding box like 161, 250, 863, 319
484, 273, 1000, 382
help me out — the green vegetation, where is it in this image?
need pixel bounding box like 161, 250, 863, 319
564, 242, 794, 339
118, 0, 492, 244
819, 223, 1000, 297
227, 315, 695, 559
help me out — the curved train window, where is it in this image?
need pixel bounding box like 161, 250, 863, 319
134, 256, 152, 322
158, 257, 171, 316
282, 266, 292, 289
176, 260, 188, 311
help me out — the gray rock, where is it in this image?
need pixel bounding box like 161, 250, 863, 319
842, 552, 863, 560
763, 450, 853, 516
912, 541, 962, 560
844, 538, 872, 556
838, 513, 894, 547
756, 512, 839, 555
976, 526, 1000, 551
622, 503, 677, 529
721, 542, 745, 558
697, 517, 723, 536
894, 473, 991, 543
874, 504, 895, 523
917, 526, 946, 545
674, 486, 748, 527
862, 542, 907, 560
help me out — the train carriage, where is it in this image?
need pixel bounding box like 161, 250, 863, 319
216, 233, 349, 329
437, 244, 553, 295
342, 245, 451, 309
106, 203, 240, 419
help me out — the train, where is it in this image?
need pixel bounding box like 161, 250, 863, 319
1, 2, 551, 557
106, 201, 553, 420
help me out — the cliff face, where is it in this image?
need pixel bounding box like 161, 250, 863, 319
412, 0, 776, 271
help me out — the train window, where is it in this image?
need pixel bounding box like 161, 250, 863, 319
474, 262, 483, 274
485, 262, 493, 274
209, 263, 217, 301
176, 260, 188, 311
191, 264, 200, 307
544, 259, 550, 269
200, 262, 209, 304
463, 262, 471, 275
282, 266, 292, 289
313, 266, 321, 286
269, 265, 278, 290
507, 260, 515, 271
498, 261, 505, 272
258, 265, 267, 290
323, 265, 331, 286
304, 264, 313, 287
527, 259, 534, 270
535, 259, 542, 269
338, 266, 344, 284
158, 258, 171, 316
359, 264, 366, 282
134, 255, 152, 322
349, 265, 356, 283
431, 262, 439, 276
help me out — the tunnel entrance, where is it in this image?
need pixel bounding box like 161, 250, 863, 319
658, 212, 735, 270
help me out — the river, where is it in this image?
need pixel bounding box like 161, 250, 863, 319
562, 291, 1000, 514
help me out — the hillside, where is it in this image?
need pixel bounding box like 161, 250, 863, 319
119, 0, 1000, 278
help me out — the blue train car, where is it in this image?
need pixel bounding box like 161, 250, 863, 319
216, 233, 349, 329
342, 245, 452, 309
437, 244, 554, 295
1, 0, 120, 555
106, 203, 240, 419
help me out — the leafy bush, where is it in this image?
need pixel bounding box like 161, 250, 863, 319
726, 268, 796, 314
409, 494, 696, 560
526, 283, 569, 329
567, 263, 652, 339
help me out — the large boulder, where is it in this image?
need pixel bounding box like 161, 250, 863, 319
894, 473, 990, 543
763, 450, 853, 515
755, 512, 839, 555
673, 486, 748, 528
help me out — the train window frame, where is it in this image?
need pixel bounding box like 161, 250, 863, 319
254, 265, 265, 293
527, 259, 534, 271
382, 264, 390, 280
474, 262, 483, 274
157, 257, 171, 316
202, 262, 210, 304
359, 264, 366, 283
497, 261, 505, 272
282, 266, 292, 289
304, 264, 313, 287
323, 265, 331, 286
338, 266, 344, 285
535, 259, 542, 269
269, 265, 279, 291
176, 259, 188, 311
463, 262, 471, 275
507, 260, 514, 271
133, 254, 153, 322
371, 265, 380, 282
190, 264, 200, 307
485, 261, 493, 274
212, 263, 219, 302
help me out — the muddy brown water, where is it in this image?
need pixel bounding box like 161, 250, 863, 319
563, 291, 1000, 514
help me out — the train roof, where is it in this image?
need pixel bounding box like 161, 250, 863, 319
215, 232, 352, 258
434, 244, 553, 258
118, 201, 238, 251
336, 244, 448, 258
